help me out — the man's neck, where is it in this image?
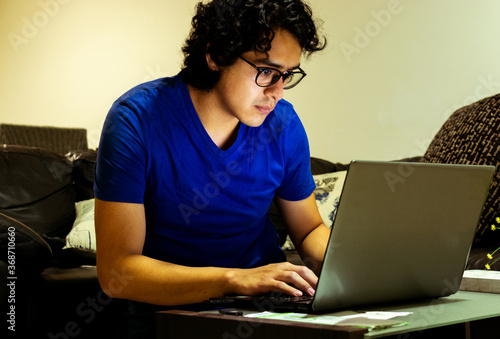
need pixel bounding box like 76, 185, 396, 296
187, 85, 240, 151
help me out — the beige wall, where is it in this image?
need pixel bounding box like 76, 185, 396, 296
2, 0, 500, 162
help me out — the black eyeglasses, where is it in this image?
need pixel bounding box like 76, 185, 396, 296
239, 56, 307, 90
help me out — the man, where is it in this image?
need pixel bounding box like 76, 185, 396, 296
94, 0, 329, 336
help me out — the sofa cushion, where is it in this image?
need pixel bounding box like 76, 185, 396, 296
421, 93, 500, 247
0, 145, 75, 238
64, 199, 96, 252
313, 171, 347, 229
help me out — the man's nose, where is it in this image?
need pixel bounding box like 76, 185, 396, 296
265, 79, 284, 102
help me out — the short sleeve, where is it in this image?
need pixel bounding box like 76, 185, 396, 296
94, 102, 147, 204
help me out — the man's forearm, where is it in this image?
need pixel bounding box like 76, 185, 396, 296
98, 252, 322, 306
98, 253, 233, 306
296, 224, 330, 275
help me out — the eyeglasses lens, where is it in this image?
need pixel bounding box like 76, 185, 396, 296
257, 70, 302, 89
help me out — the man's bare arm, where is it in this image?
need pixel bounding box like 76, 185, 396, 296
95, 198, 318, 306
276, 193, 330, 275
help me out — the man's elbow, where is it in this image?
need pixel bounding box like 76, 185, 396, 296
97, 263, 136, 300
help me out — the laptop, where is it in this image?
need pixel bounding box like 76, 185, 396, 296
206, 160, 495, 313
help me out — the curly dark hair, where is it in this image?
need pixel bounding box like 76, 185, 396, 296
179, 0, 326, 91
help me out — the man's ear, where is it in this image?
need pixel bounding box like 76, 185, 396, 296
206, 51, 219, 72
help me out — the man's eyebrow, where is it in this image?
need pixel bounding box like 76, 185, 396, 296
255, 58, 301, 70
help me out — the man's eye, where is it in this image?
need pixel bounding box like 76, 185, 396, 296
260, 69, 274, 77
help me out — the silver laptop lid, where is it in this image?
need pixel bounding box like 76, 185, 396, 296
312, 161, 494, 312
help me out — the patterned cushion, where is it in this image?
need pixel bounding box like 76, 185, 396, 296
313, 171, 347, 229
422, 93, 500, 247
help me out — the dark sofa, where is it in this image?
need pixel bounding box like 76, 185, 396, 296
0, 145, 128, 339
2, 91, 500, 338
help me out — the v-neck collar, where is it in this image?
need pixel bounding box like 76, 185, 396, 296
180, 79, 246, 159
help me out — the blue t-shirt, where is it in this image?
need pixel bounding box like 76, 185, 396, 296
94, 75, 315, 269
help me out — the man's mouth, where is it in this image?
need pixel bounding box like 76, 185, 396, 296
255, 105, 274, 115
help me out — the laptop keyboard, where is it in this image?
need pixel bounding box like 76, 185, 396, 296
207, 294, 313, 307
256, 295, 313, 304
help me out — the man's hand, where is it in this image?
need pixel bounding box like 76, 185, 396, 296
227, 262, 318, 297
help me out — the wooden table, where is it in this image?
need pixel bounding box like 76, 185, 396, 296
156, 291, 500, 339
157, 310, 367, 338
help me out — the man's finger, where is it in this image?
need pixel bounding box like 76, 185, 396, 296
275, 265, 318, 296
